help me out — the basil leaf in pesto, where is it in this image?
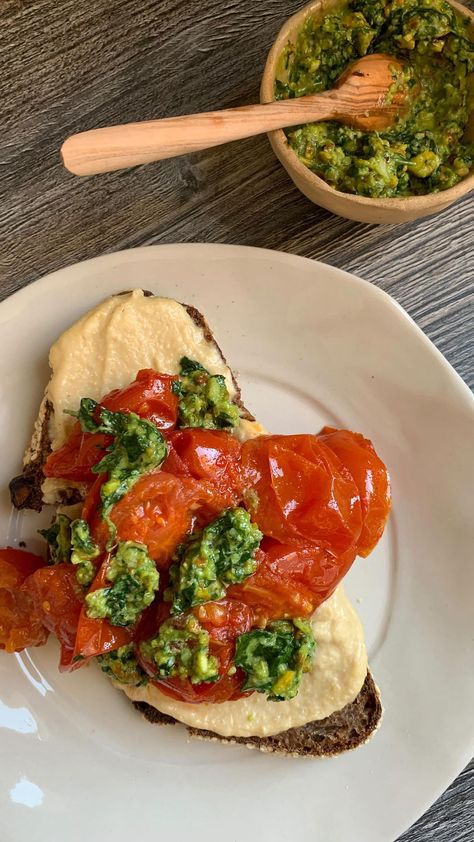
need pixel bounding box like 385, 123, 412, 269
140, 614, 219, 684
172, 356, 240, 429
234, 618, 316, 701
39, 514, 72, 564
70, 400, 168, 543
85, 541, 159, 627
98, 644, 148, 686
70, 519, 100, 587
165, 507, 262, 615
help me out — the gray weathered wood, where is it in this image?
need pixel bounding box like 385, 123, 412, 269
0, 1, 472, 839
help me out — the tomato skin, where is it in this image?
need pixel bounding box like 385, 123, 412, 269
228, 540, 356, 621
153, 671, 246, 704
164, 429, 243, 506
242, 435, 362, 555
318, 427, 391, 557
0, 548, 48, 653
24, 564, 84, 670
43, 369, 178, 482
91, 471, 230, 569
71, 556, 131, 666
0, 547, 46, 589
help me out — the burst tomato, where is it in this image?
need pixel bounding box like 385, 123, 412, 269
242, 434, 362, 555
164, 429, 243, 505
0, 548, 48, 653
318, 427, 391, 557
228, 540, 356, 621
24, 564, 84, 669
43, 369, 178, 482
89, 471, 231, 568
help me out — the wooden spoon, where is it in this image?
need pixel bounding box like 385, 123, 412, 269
61, 54, 407, 176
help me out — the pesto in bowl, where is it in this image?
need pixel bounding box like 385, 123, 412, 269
275, 0, 474, 198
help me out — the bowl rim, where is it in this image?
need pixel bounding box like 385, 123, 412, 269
260, 0, 474, 210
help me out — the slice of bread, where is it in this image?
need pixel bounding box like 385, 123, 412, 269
134, 671, 382, 758
9, 290, 383, 756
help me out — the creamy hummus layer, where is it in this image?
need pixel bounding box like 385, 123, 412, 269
39, 290, 264, 502
122, 586, 367, 738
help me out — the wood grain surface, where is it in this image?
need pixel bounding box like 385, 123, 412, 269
0, 1, 473, 839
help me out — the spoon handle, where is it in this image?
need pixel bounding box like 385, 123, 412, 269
61, 95, 338, 176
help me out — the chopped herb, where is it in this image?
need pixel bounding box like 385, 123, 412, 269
85, 541, 159, 627
39, 514, 72, 563
140, 614, 219, 684
172, 357, 240, 429
70, 519, 100, 587
98, 644, 148, 686
234, 618, 316, 701
165, 507, 262, 614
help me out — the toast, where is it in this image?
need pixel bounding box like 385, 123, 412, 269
9, 290, 383, 757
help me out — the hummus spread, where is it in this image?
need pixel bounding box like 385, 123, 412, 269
122, 586, 367, 738
40, 290, 264, 501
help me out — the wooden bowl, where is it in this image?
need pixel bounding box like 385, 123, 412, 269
260, 0, 474, 224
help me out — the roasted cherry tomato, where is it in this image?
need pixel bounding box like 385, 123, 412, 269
0, 547, 45, 589
228, 540, 356, 621
24, 564, 84, 670
43, 369, 178, 482
164, 429, 243, 505
72, 558, 131, 665
318, 427, 391, 557
0, 548, 48, 653
89, 471, 231, 568
154, 671, 246, 704
242, 434, 362, 555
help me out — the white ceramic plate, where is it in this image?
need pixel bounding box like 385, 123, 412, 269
1, 245, 473, 842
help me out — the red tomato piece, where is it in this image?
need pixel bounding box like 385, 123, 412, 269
0, 548, 48, 653
164, 429, 244, 505
72, 558, 132, 665
43, 369, 178, 482
0, 547, 45, 589
153, 671, 246, 704
102, 369, 178, 431
0, 589, 48, 653
90, 471, 230, 568
24, 564, 84, 670
242, 435, 362, 555
228, 540, 356, 621
318, 427, 391, 557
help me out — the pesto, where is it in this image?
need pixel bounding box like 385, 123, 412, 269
39, 514, 72, 564
140, 614, 219, 683
234, 618, 316, 701
276, 0, 474, 197
165, 507, 262, 614
98, 644, 148, 686
70, 399, 167, 542
85, 541, 159, 627
70, 519, 100, 586
172, 357, 240, 429
40, 514, 100, 586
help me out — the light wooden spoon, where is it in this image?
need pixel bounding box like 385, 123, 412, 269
61, 54, 407, 177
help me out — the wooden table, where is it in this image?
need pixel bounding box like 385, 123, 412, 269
1, 1, 473, 839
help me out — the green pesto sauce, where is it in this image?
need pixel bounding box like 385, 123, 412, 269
39, 514, 99, 587
85, 541, 159, 627
70, 398, 168, 544
173, 357, 240, 430
234, 618, 316, 701
140, 614, 219, 684
276, 0, 474, 197
98, 644, 148, 686
165, 507, 262, 615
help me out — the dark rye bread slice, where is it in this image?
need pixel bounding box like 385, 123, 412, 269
133, 671, 382, 758
9, 292, 253, 512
